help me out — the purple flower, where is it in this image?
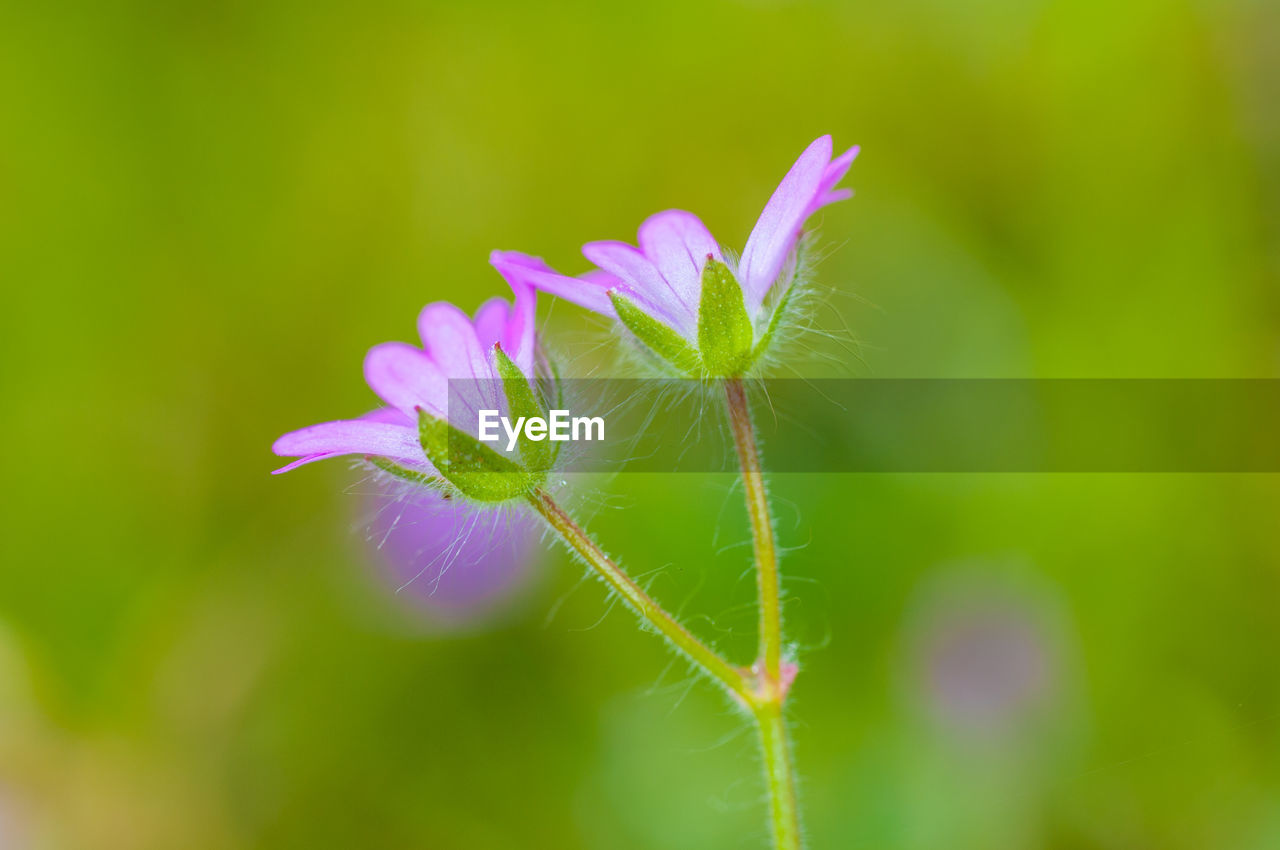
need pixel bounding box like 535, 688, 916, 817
491, 135, 857, 374
363, 481, 541, 629
271, 268, 537, 477
906, 573, 1060, 739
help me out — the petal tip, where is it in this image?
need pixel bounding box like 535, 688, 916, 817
271, 452, 335, 474
490, 249, 528, 268
805, 134, 834, 159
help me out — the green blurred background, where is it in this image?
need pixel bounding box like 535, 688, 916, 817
2, 0, 1279, 847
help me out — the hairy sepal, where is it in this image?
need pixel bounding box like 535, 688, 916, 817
609, 291, 702, 377
365, 455, 442, 489
493, 344, 557, 471
697, 258, 755, 377
417, 408, 542, 502
752, 280, 798, 363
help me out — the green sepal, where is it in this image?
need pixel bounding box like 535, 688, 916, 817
609, 291, 701, 377
366, 455, 442, 489
417, 408, 541, 502
697, 258, 755, 377
752, 280, 798, 362
493, 344, 556, 471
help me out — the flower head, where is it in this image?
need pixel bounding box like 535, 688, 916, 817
272, 267, 553, 502
492, 135, 857, 377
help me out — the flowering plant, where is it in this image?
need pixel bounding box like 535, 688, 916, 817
273, 136, 856, 850
492, 135, 857, 378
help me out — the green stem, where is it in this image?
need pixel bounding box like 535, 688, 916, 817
724, 378, 784, 681
756, 701, 803, 850
724, 377, 803, 850
526, 488, 752, 704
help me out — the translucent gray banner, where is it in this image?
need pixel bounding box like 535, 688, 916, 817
444, 379, 1280, 472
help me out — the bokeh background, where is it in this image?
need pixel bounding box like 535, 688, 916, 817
2, 0, 1279, 847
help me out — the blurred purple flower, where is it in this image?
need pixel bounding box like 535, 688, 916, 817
491, 135, 858, 342
908, 573, 1058, 737
363, 481, 541, 628
271, 265, 537, 474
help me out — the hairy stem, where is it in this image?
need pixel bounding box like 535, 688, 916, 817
725, 377, 803, 850
526, 487, 752, 703
756, 701, 802, 850
724, 378, 784, 681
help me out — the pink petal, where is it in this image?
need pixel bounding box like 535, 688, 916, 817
579, 267, 687, 332
820, 187, 854, 206
364, 342, 448, 418
739, 136, 856, 318
471, 266, 538, 376
491, 250, 614, 320
636, 210, 722, 320
361, 406, 415, 426
500, 264, 537, 375
581, 268, 624, 289
583, 240, 697, 338
471, 297, 511, 353
272, 453, 340, 473
271, 419, 428, 474
813, 145, 859, 212
418, 302, 491, 382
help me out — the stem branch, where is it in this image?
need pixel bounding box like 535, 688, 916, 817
526, 487, 751, 704
530, 376, 804, 850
